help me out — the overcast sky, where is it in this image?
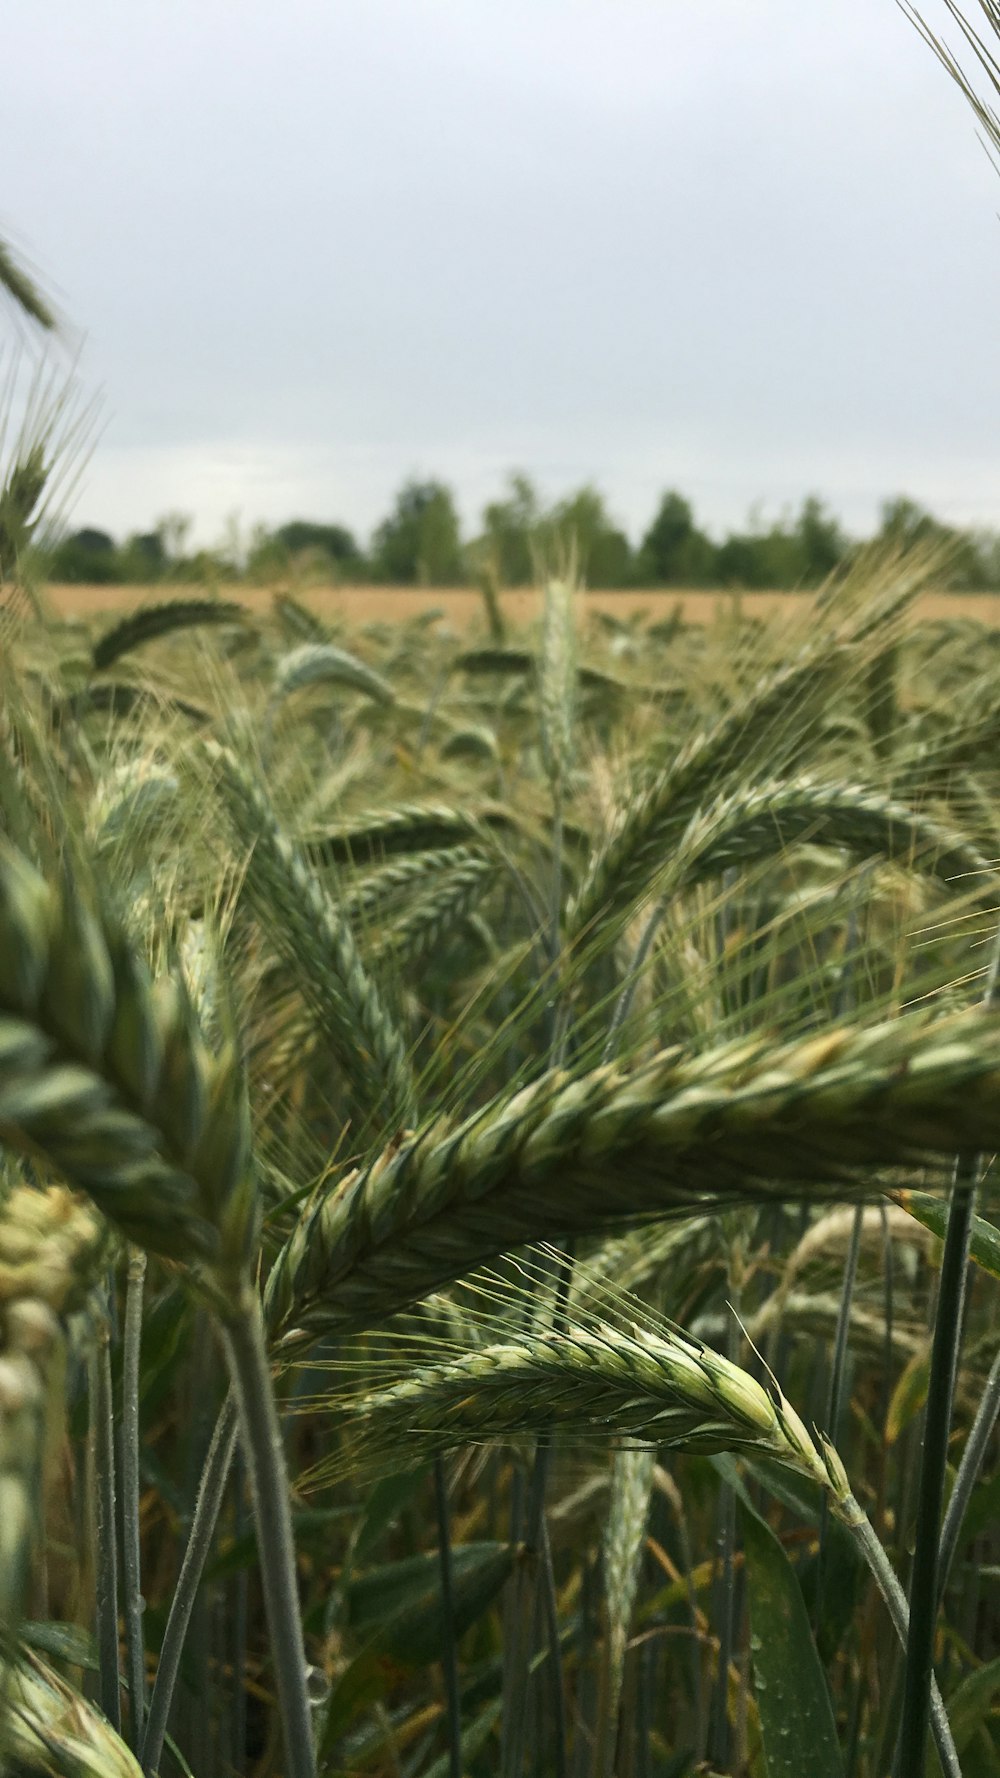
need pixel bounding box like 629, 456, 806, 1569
6, 0, 1000, 549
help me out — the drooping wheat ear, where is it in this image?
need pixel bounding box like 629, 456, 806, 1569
597, 1445, 656, 1778
375, 852, 497, 967
474, 555, 507, 643
0, 239, 57, 330
86, 761, 180, 856
2, 1648, 144, 1777
745, 1290, 925, 1366
0, 1185, 106, 1635
659, 776, 994, 903
340, 846, 492, 927
267, 1006, 1000, 1343
579, 1214, 720, 1302
538, 577, 577, 800
302, 801, 518, 867
299, 1301, 836, 1497
269, 641, 394, 713
53, 682, 212, 729
896, 683, 1000, 789
91, 599, 249, 671
0, 442, 49, 580
567, 648, 845, 939
272, 589, 330, 643
0, 840, 255, 1283
205, 742, 415, 1128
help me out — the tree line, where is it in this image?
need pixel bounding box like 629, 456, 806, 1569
37, 474, 1000, 590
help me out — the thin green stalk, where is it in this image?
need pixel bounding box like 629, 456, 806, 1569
707, 1447, 736, 1770
230, 1448, 249, 1773
91, 1311, 121, 1735
122, 1247, 147, 1750
433, 1459, 462, 1778
538, 1515, 568, 1778
896, 1157, 976, 1778
601, 901, 665, 1065
842, 1504, 960, 1778
896, 935, 1000, 1777
142, 1396, 238, 1777
814, 1203, 863, 1632
221, 1296, 316, 1778
938, 1343, 1000, 1599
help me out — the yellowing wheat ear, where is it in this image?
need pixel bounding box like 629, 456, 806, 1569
0, 1183, 106, 1636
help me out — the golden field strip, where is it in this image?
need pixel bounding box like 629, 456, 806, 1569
43, 580, 1000, 626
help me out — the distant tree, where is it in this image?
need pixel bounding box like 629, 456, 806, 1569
715, 516, 805, 590
638, 490, 716, 585
47, 526, 122, 584
548, 485, 633, 586
275, 520, 362, 565
876, 495, 988, 587
795, 495, 847, 581
247, 519, 366, 583
120, 530, 167, 579
371, 480, 463, 584
480, 473, 542, 586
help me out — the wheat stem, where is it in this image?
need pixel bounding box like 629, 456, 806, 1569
91, 1307, 121, 1734
122, 1246, 147, 1750
141, 1395, 238, 1777
896, 928, 1000, 1778
433, 1458, 462, 1778
221, 1294, 316, 1778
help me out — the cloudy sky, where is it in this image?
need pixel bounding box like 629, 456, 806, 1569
5, 0, 1000, 550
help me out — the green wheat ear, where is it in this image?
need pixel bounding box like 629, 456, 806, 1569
0, 839, 256, 1292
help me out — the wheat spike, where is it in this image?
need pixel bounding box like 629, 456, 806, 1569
0, 840, 255, 1284
375, 852, 496, 966
268, 1005, 1000, 1342
2, 1647, 144, 1776
660, 776, 994, 902
0, 1184, 106, 1637
538, 575, 577, 799
206, 741, 415, 1128
568, 648, 844, 938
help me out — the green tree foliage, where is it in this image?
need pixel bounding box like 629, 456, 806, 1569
548, 485, 634, 586
638, 490, 717, 585
876, 496, 989, 588
371, 480, 463, 585
797, 496, 847, 582
35, 481, 1000, 593
247, 519, 365, 582
480, 473, 542, 586
47, 527, 122, 584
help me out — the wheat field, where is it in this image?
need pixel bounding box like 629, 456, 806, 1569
42, 579, 1000, 630
2, 550, 1000, 1778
